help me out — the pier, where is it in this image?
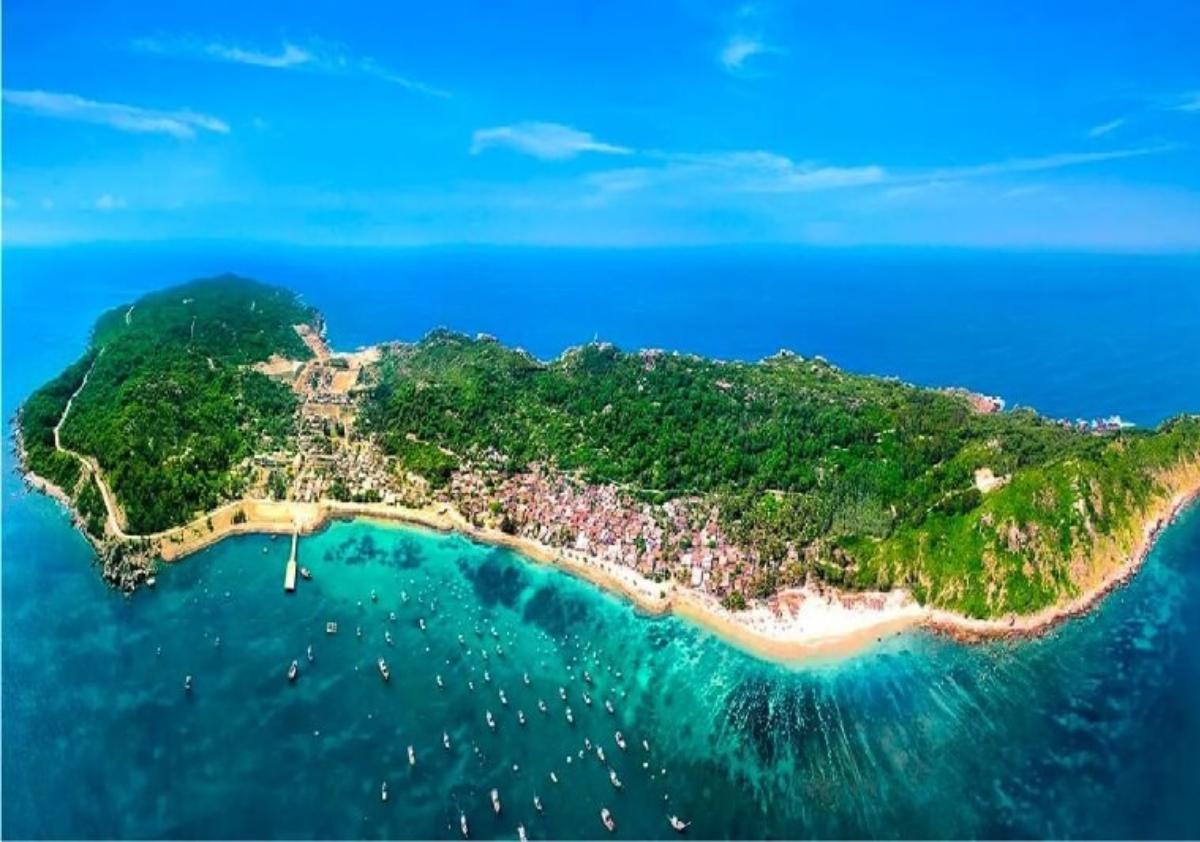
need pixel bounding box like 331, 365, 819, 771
284, 530, 298, 592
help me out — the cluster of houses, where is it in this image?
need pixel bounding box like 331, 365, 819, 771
445, 462, 763, 598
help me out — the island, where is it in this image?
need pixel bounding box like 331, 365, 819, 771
16, 276, 1200, 657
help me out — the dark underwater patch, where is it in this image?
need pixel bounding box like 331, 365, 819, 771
522, 584, 591, 637
457, 551, 527, 608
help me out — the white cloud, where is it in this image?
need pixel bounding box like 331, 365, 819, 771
917, 145, 1173, 181
136, 37, 450, 98
1173, 92, 1200, 112
471, 122, 632, 160
1087, 117, 1126, 138
1, 89, 229, 139
206, 42, 312, 69
94, 194, 127, 211
719, 35, 770, 71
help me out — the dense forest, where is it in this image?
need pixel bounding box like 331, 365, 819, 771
362, 331, 1200, 617
24, 276, 314, 533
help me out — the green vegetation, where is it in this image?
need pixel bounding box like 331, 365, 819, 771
363, 331, 1200, 617
18, 351, 97, 492
39, 276, 314, 532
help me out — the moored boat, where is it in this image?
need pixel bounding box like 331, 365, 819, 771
615, 731, 626, 750
381, 781, 388, 802
288, 660, 299, 682
668, 816, 691, 832
460, 812, 469, 838
378, 658, 390, 681
407, 745, 415, 766
600, 808, 615, 832
609, 768, 622, 789
299, 567, 311, 580
491, 788, 502, 814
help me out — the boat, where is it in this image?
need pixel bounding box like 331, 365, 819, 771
518, 824, 527, 842
486, 710, 496, 730
565, 706, 575, 724
326, 621, 338, 634
585, 738, 592, 750
401, 590, 409, 602
597, 746, 606, 763
370, 589, 378, 602
288, 660, 299, 682
299, 567, 312, 580
389, 611, 397, 622
407, 745, 415, 766
558, 686, 567, 701
600, 808, 615, 832
583, 692, 592, 706
419, 618, 426, 631
385, 630, 393, 646
460, 812, 469, 838
538, 699, 547, 713
642, 739, 650, 752
523, 672, 531, 686
381, 781, 388, 802
146, 577, 157, 588
499, 689, 508, 705
668, 816, 691, 832
484, 670, 491, 683
584, 670, 593, 684
436, 674, 444, 688
306, 644, 314, 663
378, 658, 390, 681
549, 771, 559, 784
605, 700, 614, 714
534, 795, 543, 813
468, 680, 475, 691
491, 788, 502, 814
184, 675, 193, 692
495, 644, 503, 656
609, 769, 622, 789
517, 710, 526, 726
443, 731, 451, 750
458, 634, 466, 646
615, 731, 626, 750
356, 626, 363, 639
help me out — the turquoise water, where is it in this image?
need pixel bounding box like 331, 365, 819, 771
4, 246, 1200, 838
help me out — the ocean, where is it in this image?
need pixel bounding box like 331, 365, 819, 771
3, 245, 1200, 838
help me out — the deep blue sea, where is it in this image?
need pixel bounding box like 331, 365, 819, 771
3, 245, 1200, 838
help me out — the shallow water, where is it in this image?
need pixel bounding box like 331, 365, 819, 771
4, 247, 1200, 838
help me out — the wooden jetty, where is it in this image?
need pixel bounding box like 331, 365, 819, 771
284, 530, 299, 592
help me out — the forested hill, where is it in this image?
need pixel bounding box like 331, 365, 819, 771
19, 276, 314, 533
363, 331, 1200, 618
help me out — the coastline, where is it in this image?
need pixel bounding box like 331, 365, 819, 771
65, 459, 1193, 663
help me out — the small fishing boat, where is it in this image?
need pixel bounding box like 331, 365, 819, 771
600, 808, 616, 833
299, 567, 312, 580
642, 739, 650, 752
517, 824, 527, 842
615, 731, 626, 750
597, 746, 606, 763
609, 769, 622, 789
486, 710, 496, 730
585, 738, 593, 750
407, 745, 415, 766
436, 674, 445, 688
443, 731, 451, 750
458, 634, 466, 646
381, 781, 388, 802
288, 660, 299, 682
490, 788, 502, 814
378, 658, 390, 681
370, 589, 378, 602
565, 706, 574, 725
460, 812, 469, 838
306, 644, 314, 663
389, 611, 397, 623
484, 670, 491, 683
419, 618, 426, 631
523, 672, 531, 686
356, 626, 363, 639
499, 689, 508, 705
495, 644, 503, 656
605, 700, 615, 714
583, 692, 592, 706
583, 670, 593, 685
558, 686, 567, 701
668, 816, 691, 832
468, 680, 476, 691
517, 710, 526, 726
482, 650, 489, 661
401, 590, 409, 603
549, 771, 559, 784
538, 699, 548, 713
326, 622, 338, 634
533, 795, 543, 813
384, 630, 393, 646
184, 675, 193, 692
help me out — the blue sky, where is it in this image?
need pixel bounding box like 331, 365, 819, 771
3, 0, 1199, 250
